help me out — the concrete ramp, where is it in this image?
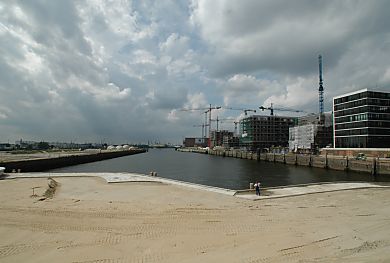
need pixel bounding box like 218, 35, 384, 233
4, 172, 237, 196
235, 182, 390, 200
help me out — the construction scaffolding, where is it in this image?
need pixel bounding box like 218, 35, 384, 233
289, 113, 333, 153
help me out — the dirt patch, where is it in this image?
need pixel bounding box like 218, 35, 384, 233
41, 178, 59, 200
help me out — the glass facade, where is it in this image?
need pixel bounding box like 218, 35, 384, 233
333, 90, 390, 148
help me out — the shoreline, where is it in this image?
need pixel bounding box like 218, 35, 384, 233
3, 172, 389, 199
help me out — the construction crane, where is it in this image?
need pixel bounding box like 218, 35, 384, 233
318, 54, 324, 116
225, 107, 257, 116
259, 103, 306, 116
193, 124, 207, 138
180, 104, 221, 147
211, 117, 236, 132
318, 54, 324, 123
220, 119, 240, 135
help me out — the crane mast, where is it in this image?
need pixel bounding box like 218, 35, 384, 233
318, 55, 324, 117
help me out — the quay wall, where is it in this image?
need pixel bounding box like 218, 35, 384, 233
377, 161, 390, 175
177, 148, 390, 175
327, 157, 348, 171
297, 155, 311, 166
311, 156, 327, 169
0, 149, 146, 173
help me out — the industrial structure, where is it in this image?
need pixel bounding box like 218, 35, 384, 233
333, 89, 390, 148
239, 115, 297, 151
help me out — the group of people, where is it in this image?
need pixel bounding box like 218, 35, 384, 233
254, 181, 261, 196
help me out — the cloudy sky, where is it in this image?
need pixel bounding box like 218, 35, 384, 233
1, 0, 389, 144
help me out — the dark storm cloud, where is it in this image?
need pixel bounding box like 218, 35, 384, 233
193, 0, 390, 77
0, 0, 389, 143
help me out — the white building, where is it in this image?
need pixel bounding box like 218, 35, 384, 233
289, 113, 333, 153
289, 124, 317, 151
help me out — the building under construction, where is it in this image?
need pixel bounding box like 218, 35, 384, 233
288, 113, 333, 153
239, 115, 297, 151
210, 130, 234, 148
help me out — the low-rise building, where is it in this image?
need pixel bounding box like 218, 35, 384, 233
183, 137, 207, 148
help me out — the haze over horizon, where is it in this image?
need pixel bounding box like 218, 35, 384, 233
1, 0, 389, 144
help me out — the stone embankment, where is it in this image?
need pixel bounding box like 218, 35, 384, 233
0, 149, 146, 172
177, 148, 390, 175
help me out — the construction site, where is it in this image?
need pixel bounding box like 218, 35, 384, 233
182, 55, 390, 156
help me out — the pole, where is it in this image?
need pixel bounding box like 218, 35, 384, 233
204, 111, 208, 140
209, 104, 212, 147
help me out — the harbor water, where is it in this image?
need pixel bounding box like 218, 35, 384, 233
50, 148, 389, 190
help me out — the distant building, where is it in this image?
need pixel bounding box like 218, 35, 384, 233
333, 89, 390, 148
16, 139, 40, 150
0, 143, 15, 151
210, 130, 233, 148
222, 135, 239, 149
289, 113, 333, 153
239, 115, 297, 151
183, 137, 207, 148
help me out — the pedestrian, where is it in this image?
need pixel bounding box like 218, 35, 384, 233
255, 182, 260, 196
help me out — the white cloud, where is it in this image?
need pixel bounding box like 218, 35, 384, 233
159, 33, 190, 57
264, 77, 317, 111
221, 74, 284, 107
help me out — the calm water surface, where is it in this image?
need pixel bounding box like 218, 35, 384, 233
51, 149, 389, 190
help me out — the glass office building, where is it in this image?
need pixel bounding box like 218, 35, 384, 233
333, 89, 390, 148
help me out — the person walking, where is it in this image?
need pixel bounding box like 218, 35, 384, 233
255, 182, 260, 196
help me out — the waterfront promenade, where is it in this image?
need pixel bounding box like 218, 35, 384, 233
0, 172, 389, 262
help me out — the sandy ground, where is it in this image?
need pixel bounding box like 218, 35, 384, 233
0, 177, 390, 263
